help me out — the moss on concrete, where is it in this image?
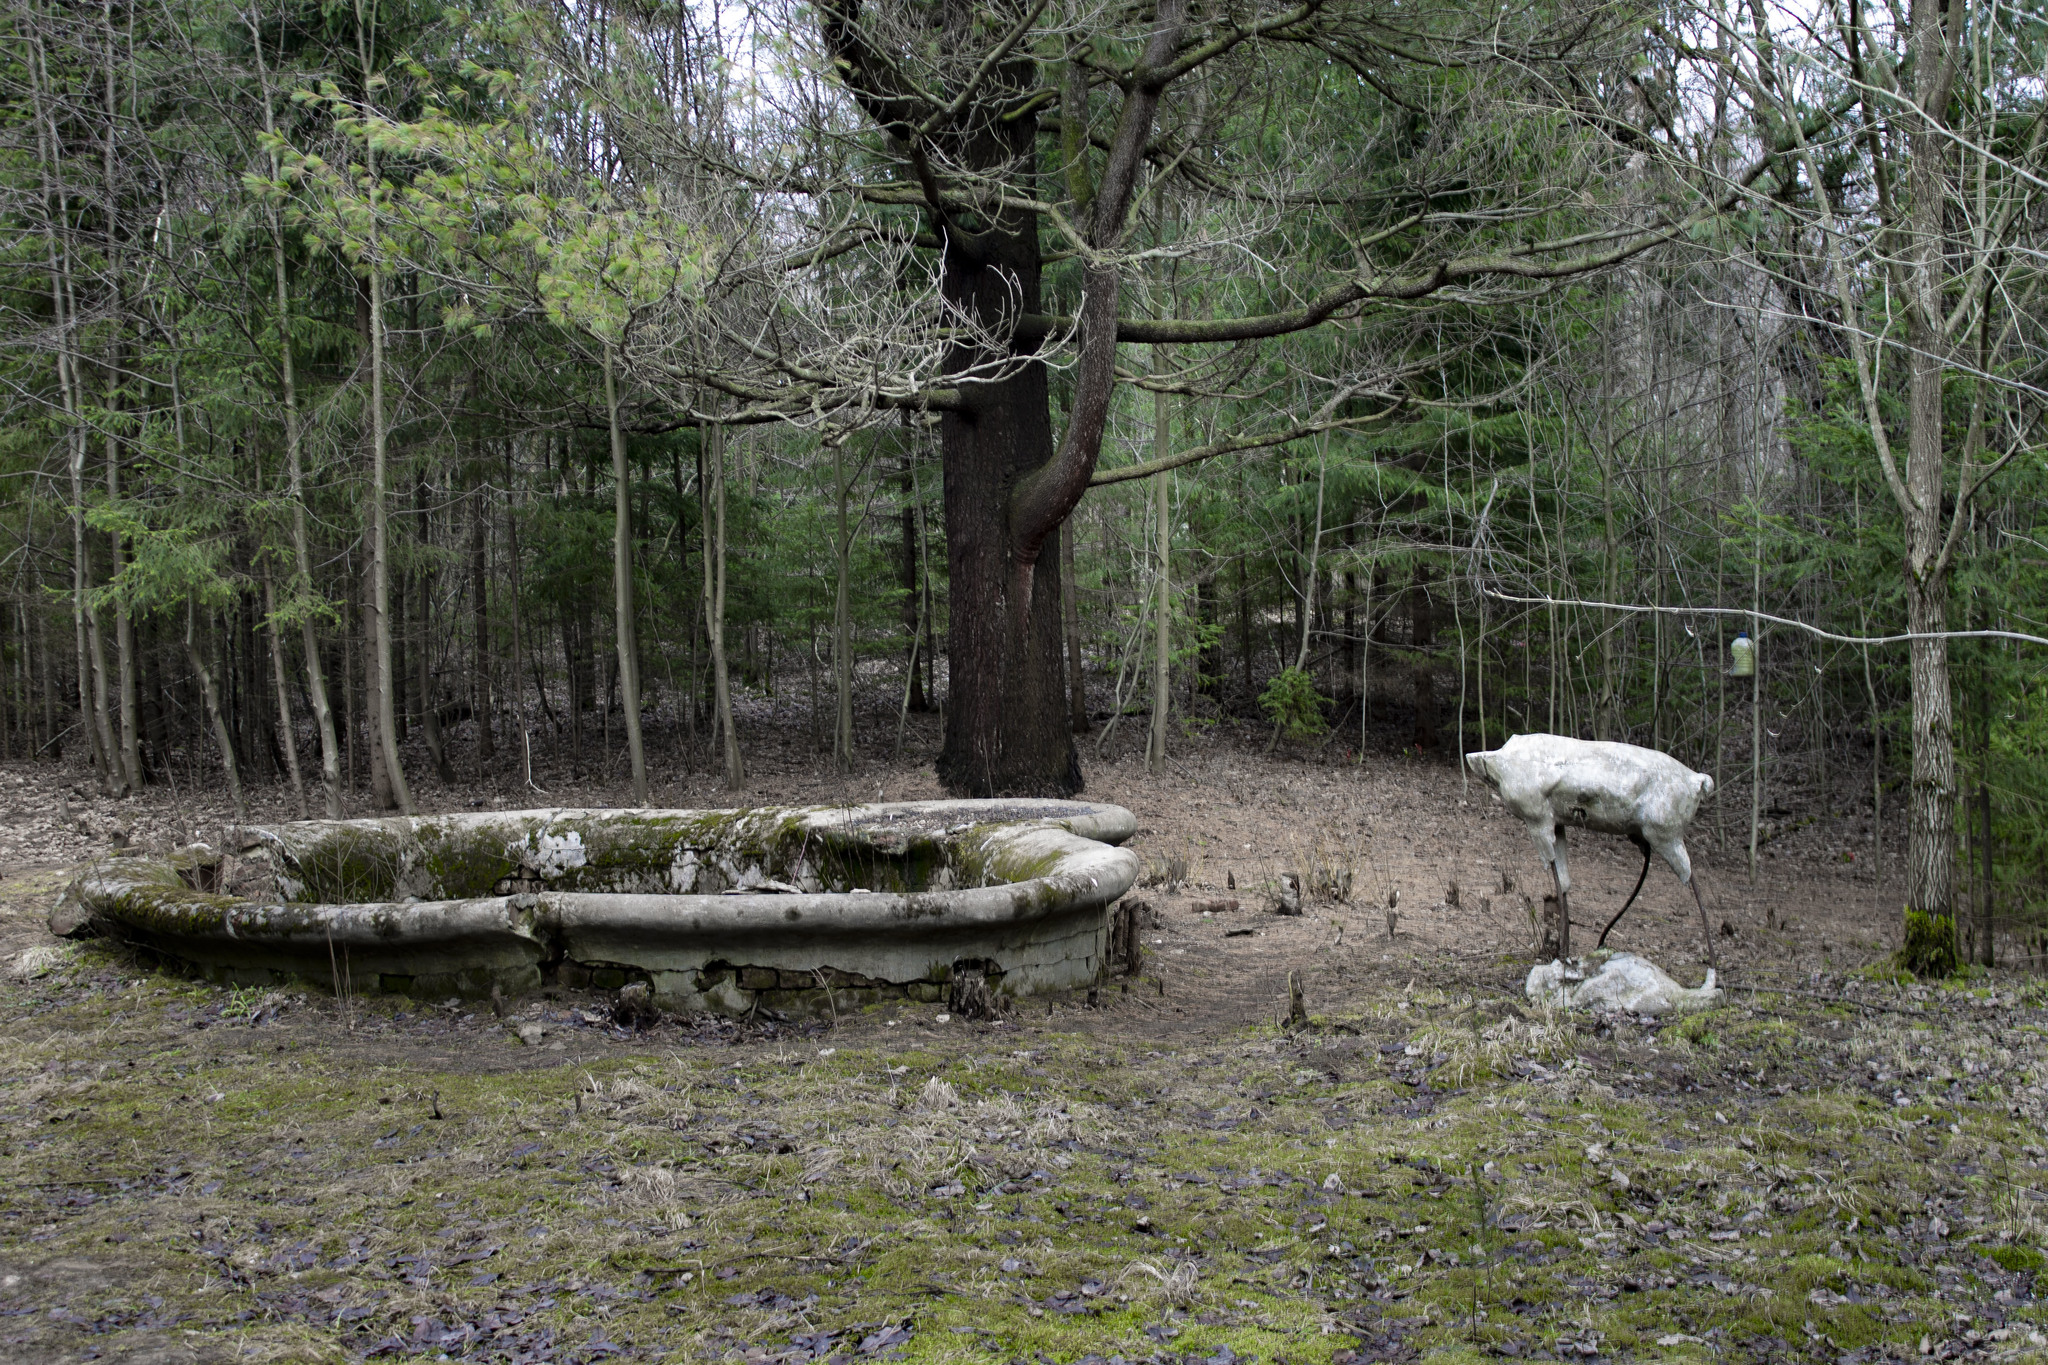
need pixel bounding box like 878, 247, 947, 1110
66, 804, 1138, 1017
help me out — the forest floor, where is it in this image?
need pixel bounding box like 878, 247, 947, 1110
1, 711, 2043, 1364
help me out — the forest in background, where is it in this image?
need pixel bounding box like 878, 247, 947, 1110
1, 0, 2044, 964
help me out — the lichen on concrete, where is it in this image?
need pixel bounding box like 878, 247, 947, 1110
59, 801, 1140, 1016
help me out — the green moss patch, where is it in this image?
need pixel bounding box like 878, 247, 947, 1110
1, 939, 2043, 1363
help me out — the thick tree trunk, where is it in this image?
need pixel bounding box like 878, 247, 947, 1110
1903, 577, 1955, 917
932, 223, 1077, 796
1900, 0, 1958, 924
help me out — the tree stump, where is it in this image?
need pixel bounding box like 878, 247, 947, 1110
1110, 897, 1152, 976
948, 969, 998, 1020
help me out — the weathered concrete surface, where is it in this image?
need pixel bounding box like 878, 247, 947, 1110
56, 801, 1139, 1015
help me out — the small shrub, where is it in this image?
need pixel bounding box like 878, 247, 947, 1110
1259, 667, 1329, 740
1894, 909, 1959, 979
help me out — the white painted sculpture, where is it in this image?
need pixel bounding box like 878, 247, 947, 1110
1526, 953, 1721, 1016
1465, 734, 1715, 962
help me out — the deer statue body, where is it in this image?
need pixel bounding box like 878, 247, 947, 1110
1464, 734, 1715, 962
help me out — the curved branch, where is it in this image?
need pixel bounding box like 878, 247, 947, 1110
1088, 404, 1401, 487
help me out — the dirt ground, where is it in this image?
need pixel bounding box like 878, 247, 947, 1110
0, 717, 2039, 1365
1, 707, 1907, 1007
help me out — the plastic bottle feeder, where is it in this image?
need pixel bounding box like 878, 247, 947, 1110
51, 800, 1140, 1016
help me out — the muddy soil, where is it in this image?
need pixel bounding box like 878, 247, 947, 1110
3, 718, 2034, 1365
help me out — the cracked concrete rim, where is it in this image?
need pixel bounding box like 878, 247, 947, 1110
54, 800, 1142, 1011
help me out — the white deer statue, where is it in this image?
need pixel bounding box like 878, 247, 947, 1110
1465, 734, 1716, 963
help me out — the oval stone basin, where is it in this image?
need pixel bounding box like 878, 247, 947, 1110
52, 799, 1141, 1015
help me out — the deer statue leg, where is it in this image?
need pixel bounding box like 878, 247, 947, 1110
1528, 818, 1571, 960
1549, 824, 1572, 961
1689, 874, 1715, 969
1596, 834, 1655, 950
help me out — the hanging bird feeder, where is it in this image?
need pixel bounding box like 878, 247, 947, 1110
1729, 630, 1756, 678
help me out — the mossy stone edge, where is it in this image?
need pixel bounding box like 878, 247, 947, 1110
54, 800, 1140, 1016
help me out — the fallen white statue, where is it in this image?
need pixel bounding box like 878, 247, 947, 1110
1526, 953, 1722, 1016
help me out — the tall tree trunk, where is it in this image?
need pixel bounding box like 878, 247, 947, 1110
106, 376, 140, 792
702, 419, 743, 789
899, 453, 926, 713
1411, 562, 1436, 750
1899, 0, 1959, 924
930, 221, 1074, 795
264, 572, 307, 816
359, 2, 411, 814
1061, 520, 1089, 733
1359, 564, 1373, 748
364, 252, 410, 810
605, 345, 648, 803
505, 441, 538, 790
252, 16, 342, 816
187, 597, 245, 818
471, 465, 494, 763
1146, 370, 1171, 772
1294, 450, 1325, 670
415, 481, 452, 783
31, 30, 111, 785
363, 569, 392, 807
832, 439, 855, 773
1595, 430, 1621, 742
98, 0, 141, 794
65, 378, 113, 787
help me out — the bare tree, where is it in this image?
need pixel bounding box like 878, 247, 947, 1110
1720, 0, 2048, 929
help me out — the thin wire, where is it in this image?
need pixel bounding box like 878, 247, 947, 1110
1481, 590, 2048, 649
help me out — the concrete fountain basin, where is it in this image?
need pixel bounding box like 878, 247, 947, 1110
51, 800, 1141, 1015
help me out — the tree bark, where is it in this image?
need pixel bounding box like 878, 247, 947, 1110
825, 0, 1188, 797
1411, 562, 1436, 750
930, 215, 1076, 796
1903, 576, 1954, 916
1146, 375, 1170, 772
702, 419, 743, 789
365, 272, 410, 808
187, 597, 245, 818
832, 439, 856, 772
252, 20, 344, 816
358, 4, 411, 815
106, 378, 140, 793
264, 572, 307, 816
605, 345, 648, 803
899, 453, 926, 713
415, 481, 453, 783
471, 465, 494, 762
1060, 520, 1089, 733
1900, 0, 1958, 922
